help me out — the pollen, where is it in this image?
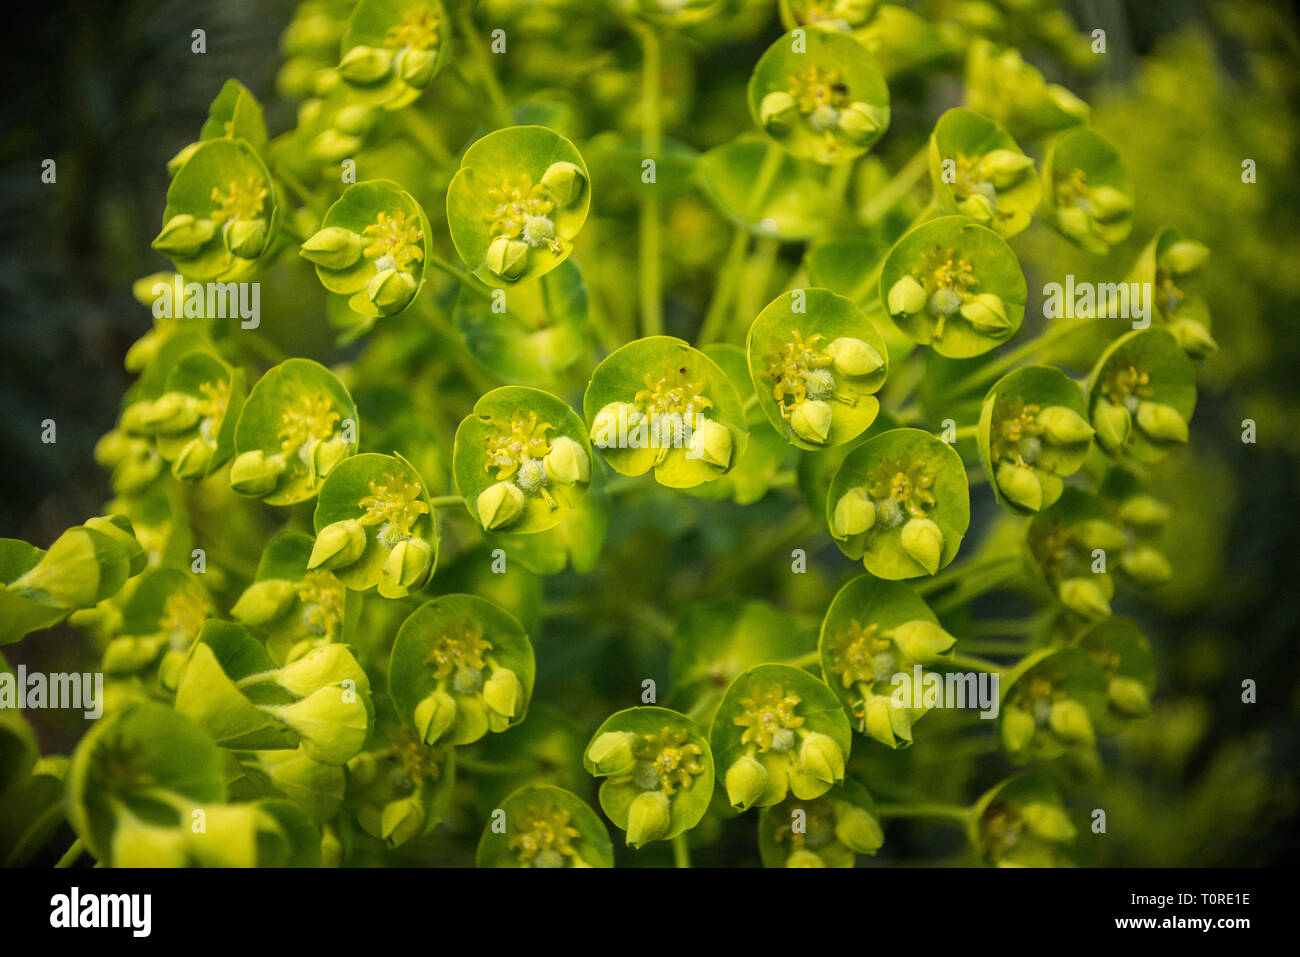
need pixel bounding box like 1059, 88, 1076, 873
386, 726, 443, 785
160, 586, 212, 644
508, 803, 582, 866
297, 572, 344, 637
486, 175, 557, 247
1054, 167, 1089, 207
1100, 363, 1154, 409
734, 684, 805, 752
359, 472, 429, 538
867, 452, 937, 519
384, 5, 441, 50
423, 620, 492, 681
635, 727, 706, 796
763, 329, 835, 418
484, 409, 554, 481
211, 176, 267, 224
635, 366, 713, 422
277, 393, 341, 453
827, 619, 892, 689
786, 64, 850, 115
197, 378, 231, 420
362, 208, 425, 271
991, 396, 1044, 467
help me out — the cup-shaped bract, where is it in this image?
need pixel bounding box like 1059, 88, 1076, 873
584, 707, 714, 847
1026, 487, 1124, 623
973, 774, 1077, 867
880, 216, 1027, 358
747, 288, 889, 449
313, 452, 438, 598
748, 29, 890, 164
231, 532, 349, 666
447, 126, 591, 286
997, 648, 1109, 764
100, 569, 215, 688
1042, 127, 1134, 255
455, 386, 592, 534
928, 108, 1041, 238
1087, 328, 1197, 463
778, 0, 882, 34
1076, 617, 1156, 734
828, 428, 970, 579
756, 779, 883, 867
346, 722, 456, 848
231, 358, 359, 506
710, 664, 851, 810
302, 180, 433, 318
977, 365, 1094, 514
965, 39, 1090, 140
152, 139, 279, 281
818, 575, 956, 749
584, 336, 748, 489
337, 0, 450, 108
1126, 227, 1216, 358
475, 785, 614, 868
388, 595, 535, 747
168, 79, 269, 176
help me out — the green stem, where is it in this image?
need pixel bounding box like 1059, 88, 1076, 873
784, 650, 821, 669
54, 839, 85, 869
399, 109, 455, 167
747, 142, 785, 221
429, 494, 465, 508
874, 802, 972, 824
457, 6, 511, 128
940, 315, 1102, 401
847, 199, 937, 306
953, 424, 978, 441
916, 553, 1019, 596
942, 653, 1006, 675
273, 163, 326, 215
862, 145, 930, 224
697, 228, 749, 345
672, 833, 691, 868
635, 22, 663, 338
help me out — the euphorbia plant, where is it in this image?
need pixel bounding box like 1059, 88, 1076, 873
1, 0, 1222, 871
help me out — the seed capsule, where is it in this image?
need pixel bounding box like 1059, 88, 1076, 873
887, 275, 928, 316
982, 149, 1035, 188
1168, 318, 1218, 359
540, 161, 586, 206
1121, 545, 1173, 586
957, 192, 996, 223
383, 537, 434, 591
1135, 401, 1189, 444
900, 517, 944, 575
625, 790, 672, 848
960, 293, 1012, 334
1088, 185, 1133, 222
759, 90, 797, 133
798, 732, 845, 785
724, 754, 768, 811
996, 461, 1043, 511
171, 438, 214, 481
1020, 802, 1077, 842
542, 435, 591, 484
300, 227, 364, 270
276, 684, 370, 764
394, 47, 438, 87
686, 418, 732, 469
1001, 704, 1036, 753
1108, 675, 1151, 717
485, 235, 529, 280
309, 519, 367, 571
231, 579, 297, 626
838, 101, 884, 144
1037, 405, 1094, 445
831, 487, 876, 539
366, 268, 418, 312
835, 805, 884, 854
826, 336, 884, 376
226, 218, 268, 259
1048, 698, 1095, 746
587, 731, 637, 776
476, 481, 525, 530
153, 214, 216, 258
1056, 204, 1093, 242
337, 45, 394, 84
276, 644, 367, 697
889, 619, 956, 662
1058, 576, 1112, 620
415, 689, 457, 745
230, 450, 289, 496
1157, 239, 1209, 276
1091, 398, 1131, 452
483, 668, 521, 719
786, 849, 826, 868
790, 399, 833, 444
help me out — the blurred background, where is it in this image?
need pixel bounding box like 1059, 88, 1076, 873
1, 0, 1297, 865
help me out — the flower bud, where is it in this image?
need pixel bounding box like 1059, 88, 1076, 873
1020, 801, 1077, 842
759, 90, 797, 132
625, 790, 672, 848
230, 450, 288, 496
1121, 545, 1173, 586
957, 192, 996, 223
314, 436, 351, 478
380, 797, 426, 847
591, 402, 637, 448
889, 619, 956, 662
826, 337, 884, 377
1135, 401, 1188, 444
486, 236, 529, 280
275, 684, 370, 765
831, 488, 876, 539
275, 644, 367, 698
1048, 698, 1095, 746
1108, 675, 1151, 717
982, 148, 1035, 188
862, 695, 896, 747
1074, 519, 1127, 553
1117, 495, 1171, 530
1058, 576, 1111, 619
152, 214, 215, 258
122, 392, 202, 435
415, 689, 457, 745
333, 104, 374, 136
172, 437, 214, 481
838, 101, 884, 143
84, 515, 145, 576
308, 519, 367, 571
102, 634, 165, 674
588, 731, 637, 776
382, 537, 432, 591
786, 849, 826, 867
1157, 239, 1209, 276
231, 579, 298, 625
542, 435, 591, 484
1169, 318, 1218, 359
996, 462, 1043, 511
1001, 704, 1037, 753
540, 161, 586, 206
1046, 84, 1090, 121
685, 418, 732, 469
900, 517, 944, 575
337, 45, 394, 84
11, 528, 113, 608
1091, 399, 1131, 452
124, 330, 162, 372
366, 268, 418, 313
158, 648, 188, 692
887, 275, 928, 316
724, 754, 768, 811
798, 732, 845, 785
960, 293, 1012, 334
1088, 185, 1132, 222
835, 805, 884, 855
309, 130, 362, 163
225, 218, 268, 259
789, 399, 833, 445
394, 47, 438, 87
1037, 405, 1094, 445
1056, 205, 1093, 242
483, 667, 521, 719
476, 481, 525, 530
300, 227, 363, 270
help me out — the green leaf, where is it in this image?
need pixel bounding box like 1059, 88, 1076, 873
339, 0, 451, 108
696, 137, 829, 240
1041, 126, 1133, 254
1087, 328, 1197, 463
475, 785, 614, 868
928, 108, 1040, 238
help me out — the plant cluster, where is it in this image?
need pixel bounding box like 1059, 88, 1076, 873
0, 0, 1219, 868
